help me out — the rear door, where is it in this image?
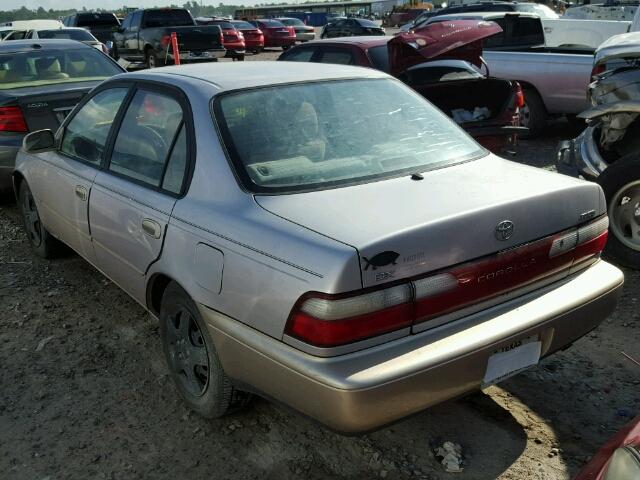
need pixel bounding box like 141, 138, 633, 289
30, 86, 130, 264
88, 84, 191, 303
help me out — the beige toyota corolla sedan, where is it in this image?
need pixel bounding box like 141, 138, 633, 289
13, 62, 624, 432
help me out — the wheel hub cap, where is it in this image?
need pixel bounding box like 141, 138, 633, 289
609, 180, 640, 252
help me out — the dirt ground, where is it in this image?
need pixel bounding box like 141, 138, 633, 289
1, 53, 639, 480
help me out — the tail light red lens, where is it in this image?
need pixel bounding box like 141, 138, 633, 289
160, 34, 171, 47
286, 216, 609, 348
591, 64, 606, 81
514, 83, 525, 109
0, 106, 28, 132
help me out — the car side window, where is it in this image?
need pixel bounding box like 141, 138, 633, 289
108, 90, 184, 189
161, 125, 187, 194
121, 14, 132, 30
333, 20, 345, 28
282, 47, 316, 62
316, 48, 354, 65
60, 88, 129, 165
132, 11, 143, 29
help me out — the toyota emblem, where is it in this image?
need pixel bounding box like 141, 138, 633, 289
495, 220, 514, 241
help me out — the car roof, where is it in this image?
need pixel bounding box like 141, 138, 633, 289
304, 36, 390, 47
123, 61, 389, 92
0, 39, 94, 52
431, 11, 538, 20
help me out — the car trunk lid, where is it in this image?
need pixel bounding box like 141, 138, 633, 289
5, 82, 97, 131
388, 20, 503, 75
255, 155, 604, 288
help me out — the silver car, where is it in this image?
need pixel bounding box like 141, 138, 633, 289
13, 62, 623, 433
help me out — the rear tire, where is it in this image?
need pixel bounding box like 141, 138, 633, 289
159, 282, 251, 418
597, 154, 640, 269
18, 181, 58, 258
520, 88, 547, 139
146, 48, 161, 69
237, 54, 245, 61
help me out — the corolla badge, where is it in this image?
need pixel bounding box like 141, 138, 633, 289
495, 220, 515, 241
362, 251, 399, 271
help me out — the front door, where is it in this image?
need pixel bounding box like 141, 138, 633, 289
89, 86, 189, 304
30, 87, 130, 264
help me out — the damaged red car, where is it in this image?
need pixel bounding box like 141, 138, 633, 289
279, 20, 525, 153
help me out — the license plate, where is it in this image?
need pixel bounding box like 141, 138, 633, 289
482, 336, 541, 388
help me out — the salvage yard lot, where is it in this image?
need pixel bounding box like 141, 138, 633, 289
0, 103, 638, 479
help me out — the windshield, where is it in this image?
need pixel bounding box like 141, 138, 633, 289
38, 29, 96, 41
215, 79, 483, 193
77, 14, 120, 27
279, 18, 305, 26
515, 4, 559, 18
232, 21, 255, 29
0, 48, 122, 90
143, 10, 194, 28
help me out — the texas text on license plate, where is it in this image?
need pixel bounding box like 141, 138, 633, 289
481, 336, 541, 388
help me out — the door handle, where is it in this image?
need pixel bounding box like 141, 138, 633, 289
75, 185, 88, 201
141, 218, 162, 239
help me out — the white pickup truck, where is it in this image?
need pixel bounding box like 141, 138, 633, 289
542, 18, 631, 48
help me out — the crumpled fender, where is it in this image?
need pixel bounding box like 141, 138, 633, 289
579, 101, 640, 148
579, 100, 640, 120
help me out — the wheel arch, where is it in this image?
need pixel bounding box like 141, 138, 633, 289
518, 81, 548, 112
11, 170, 25, 199
147, 272, 179, 317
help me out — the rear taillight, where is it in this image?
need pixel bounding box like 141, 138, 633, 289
160, 34, 171, 47
591, 64, 606, 81
514, 83, 525, 109
0, 106, 28, 132
289, 26, 295, 36
286, 216, 609, 348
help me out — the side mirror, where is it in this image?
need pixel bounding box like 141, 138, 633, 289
23, 129, 55, 153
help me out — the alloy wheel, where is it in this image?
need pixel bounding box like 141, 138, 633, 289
165, 308, 210, 397
609, 180, 640, 252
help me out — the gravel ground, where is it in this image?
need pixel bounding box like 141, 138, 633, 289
1, 55, 639, 480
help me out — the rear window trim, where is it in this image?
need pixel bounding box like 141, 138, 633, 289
210, 77, 488, 195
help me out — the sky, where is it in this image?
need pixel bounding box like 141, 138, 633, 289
2, 0, 276, 9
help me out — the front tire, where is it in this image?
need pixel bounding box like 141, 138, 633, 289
520, 88, 547, 138
159, 282, 251, 418
597, 154, 640, 269
18, 181, 57, 258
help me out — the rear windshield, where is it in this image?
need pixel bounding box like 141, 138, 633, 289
357, 19, 379, 27
367, 45, 390, 72
258, 20, 285, 27
38, 29, 95, 41
76, 13, 120, 27
484, 17, 544, 48
278, 18, 305, 26
0, 48, 122, 90
232, 21, 255, 29
215, 78, 483, 193
211, 21, 235, 29
515, 4, 559, 19
143, 10, 194, 28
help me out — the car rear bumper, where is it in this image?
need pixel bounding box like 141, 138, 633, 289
295, 32, 315, 41
243, 39, 264, 49
201, 260, 623, 433
556, 125, 607, 181
167, 49, 226, 62
265, 37, 296, 47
